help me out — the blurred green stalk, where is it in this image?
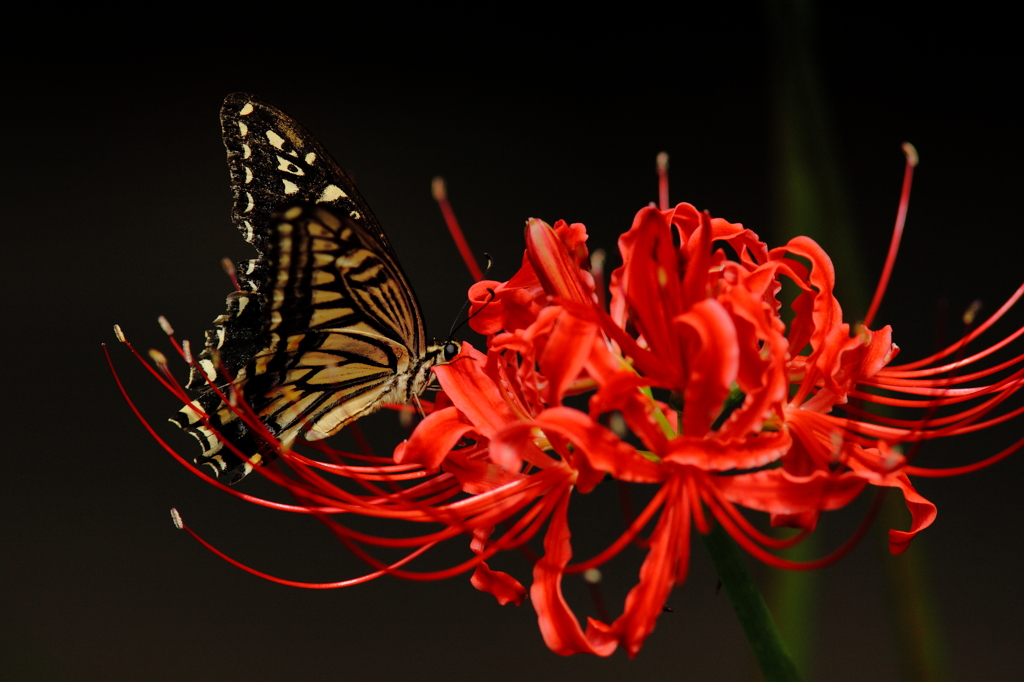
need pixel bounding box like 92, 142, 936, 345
763, 2, 950, 680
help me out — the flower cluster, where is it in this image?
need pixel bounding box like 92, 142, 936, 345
113, 193, 1024, 659
394, 201, 1024, 656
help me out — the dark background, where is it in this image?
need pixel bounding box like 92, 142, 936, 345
3, 6, 1021, 681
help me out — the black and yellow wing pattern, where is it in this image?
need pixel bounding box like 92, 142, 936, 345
171, 94, 457, 483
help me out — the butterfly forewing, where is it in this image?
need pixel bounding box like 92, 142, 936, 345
171, 94, 451, 483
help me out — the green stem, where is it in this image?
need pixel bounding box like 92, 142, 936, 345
700, 523, 803, 682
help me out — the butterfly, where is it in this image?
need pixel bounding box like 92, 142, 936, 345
170, 93, 460, 483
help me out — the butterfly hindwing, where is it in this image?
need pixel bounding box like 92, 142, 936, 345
243, 204, 428, 442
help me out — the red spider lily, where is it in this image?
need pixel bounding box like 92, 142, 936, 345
398, 196, 1024, 656
112, 155, 1024, 660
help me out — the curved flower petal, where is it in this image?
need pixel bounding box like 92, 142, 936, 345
394, 406, 474, 470
470, 526, 528, 606
530, 489, 619, 657
526, 218, 592, 305
607, 475, 690, 657
433, 343, 521, 438
534, 406, 664, 484
674, 299, 739, 435
665, 430, 793, 471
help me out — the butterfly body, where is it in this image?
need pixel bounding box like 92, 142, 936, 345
171, 94, 457, 482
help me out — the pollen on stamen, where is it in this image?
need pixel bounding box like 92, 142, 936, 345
881, 444, 905, 472
157, 315, 175, 336
170, 508, 183, 530
609, 412, 628, 439
399, 408, 415, 432
656, 151, 669, 211
431, 176, 447, 202
583, 568, 602, 584
829, 431, 844, 463
148, 349, 169, 368
902, 141, 919, 167
221, 257, 241, 290
113, 324, 126, 343
963, 299, 983, 326
182, 339, 193, 364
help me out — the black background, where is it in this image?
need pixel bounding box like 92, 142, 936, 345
3, 6, 1021, 681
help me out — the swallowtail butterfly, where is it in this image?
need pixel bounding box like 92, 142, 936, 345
171, 93, 459, 483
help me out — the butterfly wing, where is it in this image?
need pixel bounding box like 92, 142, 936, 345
186, 93, 398, 388
172, 94, 433, 482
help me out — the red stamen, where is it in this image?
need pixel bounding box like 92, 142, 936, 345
432, 176, 484, 282
656, 152, 669, 211
864, 143, 918, 328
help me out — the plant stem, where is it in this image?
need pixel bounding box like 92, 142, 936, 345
700, 523, 803, 682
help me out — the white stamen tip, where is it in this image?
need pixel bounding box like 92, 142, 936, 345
656, 151, 669, 171
901, 142, 919, 167
583, 568, 602, 584
609, 412, 627, 439
170, 508, 183, 530
157, 315, 174, 336
182, 339, 193, 364
113, 324, 126, 343
963, 300, 982, 326
431, 176, 447, 201
399, 408, 415, 431
148, 349, 168, 366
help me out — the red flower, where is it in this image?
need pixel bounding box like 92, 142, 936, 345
113, 177, 1024, 660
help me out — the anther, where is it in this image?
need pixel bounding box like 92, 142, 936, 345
656, 151, 669, 210
182, 339, 193, 364
158, 315, 174, 336
149, 349, 169, 367
113, 324, 126, 343
902, 142, 919, 167
583, 568, 602, 584
170, 508, 183, 530
963, 300, 982, 326
431, 176, 447, 202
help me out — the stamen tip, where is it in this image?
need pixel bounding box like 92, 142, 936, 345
148, 349, 168, 366
431, 176, 447, 202
157, 315, 175, 336
182, 339, 193, 364
170, 508, 183, 530
656, 151, 669, 172
221, 257, 235, 277
583, 568, 603, 584
113, 324, 126, 343
963, 299, 982, 325
901, 142, 919, 167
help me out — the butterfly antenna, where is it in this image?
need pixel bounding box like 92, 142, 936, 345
447, 255, 495, 340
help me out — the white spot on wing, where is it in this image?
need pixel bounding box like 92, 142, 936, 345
276, 156, 305, 175
244, 166, 253, 183
282, 179, 299, 195
244, 192, 254, 213
266, 130, 286, 150
239, 102, 254, 116
242, 143, 251, 159
242, 221, 254, 242
305, 152, 316, 165
238, 121, 248, 137
318, 184, 347, 203
350, 210, 362, 220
